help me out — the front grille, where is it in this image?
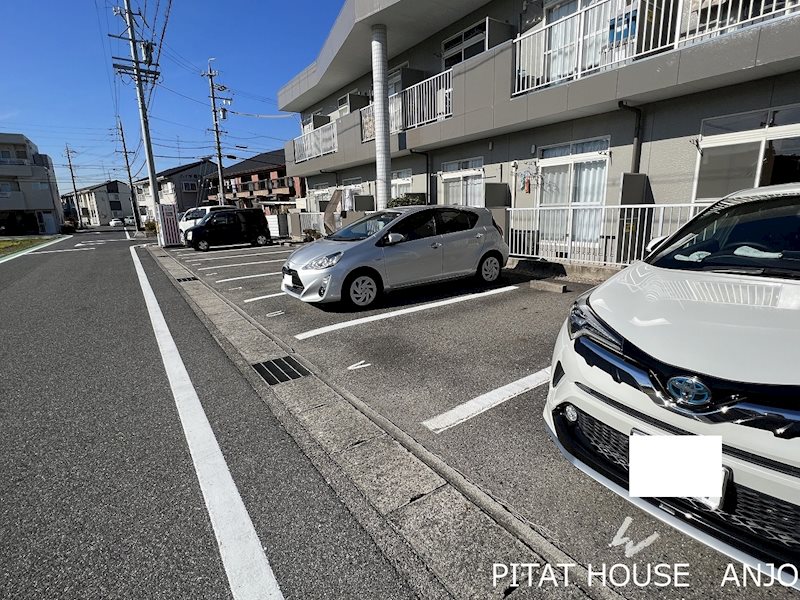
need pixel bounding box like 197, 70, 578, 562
281, 266, 304, 291
555, 405, 800, 565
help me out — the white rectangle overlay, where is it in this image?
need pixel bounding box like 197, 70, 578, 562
629, 435, 722, 498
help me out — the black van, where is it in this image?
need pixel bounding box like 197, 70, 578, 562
186, 208, 271, 251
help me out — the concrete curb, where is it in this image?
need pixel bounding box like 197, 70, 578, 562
506, 257, 620, 285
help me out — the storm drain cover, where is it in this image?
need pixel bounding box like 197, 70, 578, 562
253, 356, 310, 386
176, 276, 198, 282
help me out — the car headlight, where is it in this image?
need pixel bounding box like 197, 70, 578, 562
186, 231, 193, 240
568, 292, 623, 353
303, 252, 342, 270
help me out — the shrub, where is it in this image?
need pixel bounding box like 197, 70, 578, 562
387, 194, 420, 208
303, 228, 322, 242
144, 220, 157, 233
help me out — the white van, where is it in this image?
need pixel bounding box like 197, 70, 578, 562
179, 205, 232, 242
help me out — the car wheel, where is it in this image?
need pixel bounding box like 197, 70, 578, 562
346, 273, 379, 309
254, 234, 269, 246
478, 254, 501, 283
196, 239, 210, 252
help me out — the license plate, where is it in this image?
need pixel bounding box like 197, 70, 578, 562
630, 429, 729, 510
283, 274, 294, 287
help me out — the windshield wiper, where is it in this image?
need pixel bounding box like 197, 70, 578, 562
704, 267, 800, 280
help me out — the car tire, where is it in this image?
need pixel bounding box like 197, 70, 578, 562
254, 234, 269, 247
477, 253, 501, 284
344, 271, 380, 309
196, 239, 210, 252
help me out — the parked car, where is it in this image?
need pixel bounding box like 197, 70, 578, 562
544, 183, 800, 580
180, 205, 232, 242
123, 216, 135, 226
186, 208, 271, 251
281, 205, 509, 308
109, 218, 124, 227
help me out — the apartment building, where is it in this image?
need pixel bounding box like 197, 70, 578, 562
61, 180, 132, 226
134, 159, 217, 222
279, 0, 800, 264
0, 133, 62, 235
207, 150, 305, 213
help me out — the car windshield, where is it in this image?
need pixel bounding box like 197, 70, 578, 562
326, 211, 401, 241
648, 196, 800, 279
198, 211, 214, 224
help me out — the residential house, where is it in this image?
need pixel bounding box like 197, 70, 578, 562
61, 180, 132, 226
0, 133, 62, 235
278, 0, 800, 265
208, 150, 305, 213
134, 159, 218, 222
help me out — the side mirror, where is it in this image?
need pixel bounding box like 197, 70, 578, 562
645, 235, 668, 255
385, 232, 405, 245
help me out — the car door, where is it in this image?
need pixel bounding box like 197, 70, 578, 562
208, 213, 233, 245
381, 209, 443, 287
234, 212, 251, 243
436, 208, 485, 276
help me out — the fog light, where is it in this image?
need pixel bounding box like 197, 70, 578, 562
564, 404, 578, 423
318, 275, 331, 297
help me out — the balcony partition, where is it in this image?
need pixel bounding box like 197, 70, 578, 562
293, 121, 338, 163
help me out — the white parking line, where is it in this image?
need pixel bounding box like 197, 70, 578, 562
243, 292, 286, 303
294, 285, 518, 341
124, 227, 132, 240
422, 367, 552, 434
0, 235, 73, 264
216, 272, 282, 284
130, 246, 284, 600
179, 244, 286, 255
197, 259, 286, 271
30, 247, 97, 254
228, 287, 243, 291
187, 250, 292, 263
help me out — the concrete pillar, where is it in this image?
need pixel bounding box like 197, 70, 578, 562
371, 24, 391, 211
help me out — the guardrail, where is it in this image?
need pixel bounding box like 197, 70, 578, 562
293, 122, 338, 163
507, 203, 702, 266
514, 0, 797, 95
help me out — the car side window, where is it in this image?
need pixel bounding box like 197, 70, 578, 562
436, 209, 477, 235
391, 210, 437, 241
213, 213, 233, 225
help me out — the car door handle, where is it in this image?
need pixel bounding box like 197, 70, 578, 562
431, 242, 442, 249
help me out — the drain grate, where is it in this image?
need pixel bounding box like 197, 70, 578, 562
253, 356, 310, 385
176, 276, 198, 282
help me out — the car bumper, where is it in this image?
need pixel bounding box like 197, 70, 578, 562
280, 264, 343, 303
544, 323, 800, 586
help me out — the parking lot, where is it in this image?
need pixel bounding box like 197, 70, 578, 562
166, 241, 795, 600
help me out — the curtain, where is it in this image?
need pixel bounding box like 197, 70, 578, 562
571, 159, 606, 242
464, 175, 484, 207
546, 0, 580, 82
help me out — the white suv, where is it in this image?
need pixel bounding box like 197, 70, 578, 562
544, 184, 799, 586
179, 205, 231, 242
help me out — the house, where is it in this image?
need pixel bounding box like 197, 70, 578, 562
207, 150, 305, 214
278, 0, 800, 265
61, 180, 132, 226
134, 159, 218, 222
0, 133, 62, 235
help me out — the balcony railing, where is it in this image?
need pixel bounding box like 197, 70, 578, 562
293, 121, 338, 163
514, 0, 798, 95
360, 70, 453, 142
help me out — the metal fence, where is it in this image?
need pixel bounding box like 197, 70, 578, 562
507, 203, 703, 266
293, 122, 338, 163
514, 0, 798, 95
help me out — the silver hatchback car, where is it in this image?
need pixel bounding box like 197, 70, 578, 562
281, 205, 509, 308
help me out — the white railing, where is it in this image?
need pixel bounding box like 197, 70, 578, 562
360, 95, 403, 142
293, 122, 338, 163
514, 0, 798, 95
507, 203, 703, 266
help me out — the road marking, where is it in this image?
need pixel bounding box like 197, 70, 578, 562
294, 285, 518, 341
0, 235, 73, 264
422, 366, 551, 434
206, 273, 218, 276
124, 227, 132, 240
228, 287, 243, 291
243, 292, 286, 303
197, 259, 286, 271
30, 247, 97, 254
216, 272, 282, 284
130, 246, 284, 600
347, 360, 372, 371
187, 250, 292, 263
266, 310, 284, 317
179, 244, 283, 255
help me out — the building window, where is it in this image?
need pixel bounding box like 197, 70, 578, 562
0, 181, 21, 192
0, 150, 10, 159
341, 177, 363, 192
391, 169, 413, 199
441, 157, 484, 207
109, 200, 122, 211
695, 103, 800, 202
182, 181, 198, 192
442, 20, 487, 69
15, 150, 27, 160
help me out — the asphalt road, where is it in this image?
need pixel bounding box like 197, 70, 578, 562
164, 240, 798, 600
0, 229, 416, 599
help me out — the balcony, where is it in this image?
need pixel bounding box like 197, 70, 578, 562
293, 121, 338, 163
360, 70, 453, 142
514, 0, 798, 95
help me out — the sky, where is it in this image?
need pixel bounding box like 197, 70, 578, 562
0, 1, 342, 194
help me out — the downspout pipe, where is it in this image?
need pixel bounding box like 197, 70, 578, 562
619, 101, 642, 173
409, 149, 430, 204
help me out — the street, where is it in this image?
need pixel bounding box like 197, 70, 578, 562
3, 231, 794, 599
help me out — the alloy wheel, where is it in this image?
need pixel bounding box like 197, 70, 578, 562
481, 256, 500, 282
256, 235, 268, 246
198, 240, 209, 252
350, 276, 377, 307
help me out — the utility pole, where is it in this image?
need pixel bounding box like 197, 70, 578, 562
65, 144, 83, 228
202, 59, 227, 206
113, 0, 161, 224
117, 116, 142, 230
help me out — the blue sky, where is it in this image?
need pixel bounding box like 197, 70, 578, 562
0, 1, 341, 193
